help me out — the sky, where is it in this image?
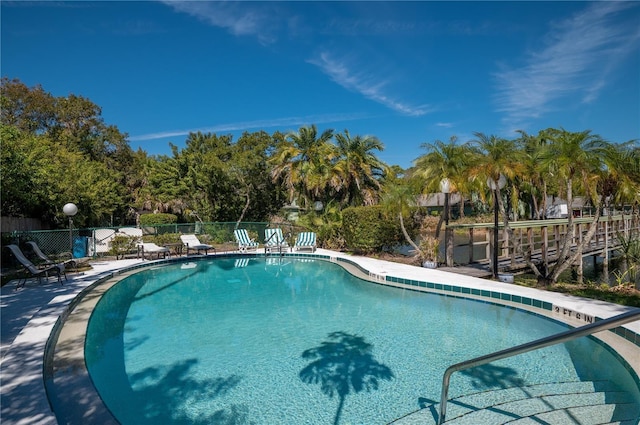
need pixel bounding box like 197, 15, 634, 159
2, 1, 639, 169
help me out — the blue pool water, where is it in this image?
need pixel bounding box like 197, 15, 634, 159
85, 257, 639, 424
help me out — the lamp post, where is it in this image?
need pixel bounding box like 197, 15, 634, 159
487, 175, 506, 279
440, 178, 452, 266
63, 203, 78, 258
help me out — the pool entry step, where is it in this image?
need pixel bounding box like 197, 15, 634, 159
390, 380, 640, 425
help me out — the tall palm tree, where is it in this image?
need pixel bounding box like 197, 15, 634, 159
533, 128, 609, 285
270, 125, 335, 208
602, 141, 640, 212
333, 130, 388, 207
516, 130, 549, 219
466, 133, 526, 235
414, 136, 473, 236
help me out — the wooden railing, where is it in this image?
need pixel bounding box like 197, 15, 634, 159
443, 215, 639, 273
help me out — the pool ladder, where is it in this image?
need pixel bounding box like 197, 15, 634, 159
437, 308, 640, 424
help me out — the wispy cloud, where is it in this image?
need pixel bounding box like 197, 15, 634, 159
160, 1, 278, 44
129, 113, 369, 142
494, 2, 640, 130
308, 51, 433, 117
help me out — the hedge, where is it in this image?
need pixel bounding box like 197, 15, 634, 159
341, 206, 406, 253
139, 213, 178, 225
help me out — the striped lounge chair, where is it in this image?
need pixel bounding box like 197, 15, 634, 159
294, 232, 316, 252
233, 229, 259, 252
264, 228, 289, 253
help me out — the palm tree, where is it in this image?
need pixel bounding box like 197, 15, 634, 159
602, 141, 640, 213
333, 130, 388, 207
468, 133, 525, 217
270, 125, 335, 209
414, 136, 473, 236
516, 130, 549, 219
533, 128, 609, 285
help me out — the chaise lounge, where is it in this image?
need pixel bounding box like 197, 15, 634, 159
5, 244, 67, 289
25, 241, 77, 269
294, 232, 317, 252
264, 228, 289, 253
180, 234, 215, 255
233, 229, 259, 252
138, 242, 171, 260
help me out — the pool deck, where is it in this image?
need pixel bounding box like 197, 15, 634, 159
1, 250, 639, 425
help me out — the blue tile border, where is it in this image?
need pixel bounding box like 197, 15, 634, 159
303, 253, 640, 349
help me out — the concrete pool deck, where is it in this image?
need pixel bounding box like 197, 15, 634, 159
1, 250, 639, 425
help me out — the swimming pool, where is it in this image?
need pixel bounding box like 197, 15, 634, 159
82, 257, 639, 424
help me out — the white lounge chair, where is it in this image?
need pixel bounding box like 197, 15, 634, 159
138, 242, 170, 260
5, 244, 66, 288
264, 228, 289, 253
233, 229, 259, 252
294, 232, 317, 252
180, 234, 214, 255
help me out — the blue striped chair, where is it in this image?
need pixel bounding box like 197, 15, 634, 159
294, 232, 316, 252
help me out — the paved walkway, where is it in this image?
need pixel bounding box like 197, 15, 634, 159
1, 259, 145, 425
1, 251, 638, 425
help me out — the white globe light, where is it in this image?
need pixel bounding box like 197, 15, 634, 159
440, 178, 451, 194
486, 174, 507, 191
63, 203, 78, 217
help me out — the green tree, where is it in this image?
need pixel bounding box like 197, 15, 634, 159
516, 130, 550, 219
133, 153, 189, 217
0, 77, 56, 133
270, 124, 335, 208
414, 136, 473, 236
1, 78, 136, 226
231, 131, 286, 225
602, 141, 640, 212
173, 132, 236, 221
333, 130, 388, 207
468, 133, 525, 219
531, 129, 609, 285
0, 125, 43, 217
379, 179, 423, 259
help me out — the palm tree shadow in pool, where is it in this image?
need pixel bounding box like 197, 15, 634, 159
299, 331, 394, 425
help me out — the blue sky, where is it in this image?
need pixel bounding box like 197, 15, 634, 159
2, 1, 639, 169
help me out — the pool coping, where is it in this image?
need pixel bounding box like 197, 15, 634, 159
2, 249, 639, 424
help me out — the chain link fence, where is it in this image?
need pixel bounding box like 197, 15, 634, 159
2, 222, 308, 270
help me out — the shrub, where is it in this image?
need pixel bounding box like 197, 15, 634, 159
109, 235, 138, 259
341, 206, 404, 253
203, 224, 234, 243
144, 233, 181, 245
140, 213, 178, 225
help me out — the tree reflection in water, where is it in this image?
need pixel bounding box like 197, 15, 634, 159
299, 331, 394, 425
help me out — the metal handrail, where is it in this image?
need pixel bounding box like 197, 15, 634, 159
437, 309, 640, 424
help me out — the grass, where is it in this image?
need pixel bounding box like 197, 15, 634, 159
515, 275, 640, 307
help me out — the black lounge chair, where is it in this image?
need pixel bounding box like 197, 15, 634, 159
5, 244, 66, 289
25, 241, 76, 269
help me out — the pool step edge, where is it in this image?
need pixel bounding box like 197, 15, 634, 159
389, 380, 640, 425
